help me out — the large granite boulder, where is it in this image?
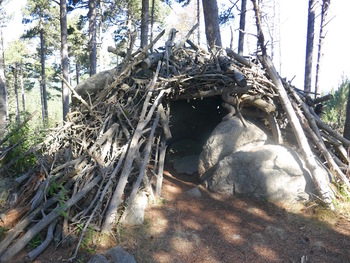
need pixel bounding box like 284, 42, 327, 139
198, 116, 269, 180
206, 144, 318, 202
199, 116, 331, 202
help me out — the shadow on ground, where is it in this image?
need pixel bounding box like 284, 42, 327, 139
5, 166, 350, 263
129, 167, 350, 263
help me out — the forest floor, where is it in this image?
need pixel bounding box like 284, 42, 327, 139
5, 165, 350, 263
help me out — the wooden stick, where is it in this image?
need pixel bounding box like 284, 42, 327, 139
252, 0, 335, 208
156, 137, 167, 196
0, 175, 102, 262
120, 111, 160, 223
27, 220, 57, 261
69, 146, 127, 261
101, 62, 164, 233
177, 23, 199, 48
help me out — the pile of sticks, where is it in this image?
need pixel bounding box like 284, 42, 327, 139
0, 25, 349, 261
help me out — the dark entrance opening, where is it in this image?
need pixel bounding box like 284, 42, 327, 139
166, 96, 227, 174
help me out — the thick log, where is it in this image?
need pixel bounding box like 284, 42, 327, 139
27, 220, 57, 261
259, 55, 335, 209
158, 103, 172, 141
174, 85, 252, 100
120, 112, 160, 223
225, 48, 255, 68
226, 64, 247, 87
267, 113, 283, 144
141, 52, 164, 70
313, 114, 350, 148
292, 101, 350, 194
253, 0, 335, 208
287, 85, 350, 191
0, 175, 102, 262
314, 94, 333, 104
156, 138, 167, 196
240, 95, 276, 114
107, 46, 126, 57
321, 131, 348, 163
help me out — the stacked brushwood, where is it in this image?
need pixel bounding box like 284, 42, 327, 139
0, 27, 349, 261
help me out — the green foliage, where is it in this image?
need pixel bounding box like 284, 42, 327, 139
322, 79, 349, 134
1, 120, 38, 175
76, 224, 97, 254
0, 227, 8, 242
29, 233, 43, 248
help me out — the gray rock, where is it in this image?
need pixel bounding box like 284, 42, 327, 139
104, 246, 136, 263
88, 254, 109, 263
123, 191, 148, 225
173, 155, 199, 175
73, 67, 117, 104
186, 187, 202, 197
198, 116, 268, 180
206, 144, 318, 202
89, 246, 137, 263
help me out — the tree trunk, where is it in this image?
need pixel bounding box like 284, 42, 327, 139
315, 0, 330, 98
304, 0, 316, 94
344, 83, 350, 140
40, 25, 48, 125
97, 0, 102, 72
20, 63, 25, 112
197, 0, 200, 45
150, 0, 155, 52
238, 0, 247, 55
13, 65, 20, 124
141, 0, 149, 48
0, 24, 7, 138
89, 0, 97, 76
60, 0, 69, 121
202, 0, 222, 50
75, 60, 80, 85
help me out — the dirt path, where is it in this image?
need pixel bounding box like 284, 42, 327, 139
6, 167, 350, 263
135, 167, 350, 263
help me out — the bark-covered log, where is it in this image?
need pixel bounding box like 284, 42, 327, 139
0, 175, 102, 262
259, 54, 335, 209
226, 48, 255, 68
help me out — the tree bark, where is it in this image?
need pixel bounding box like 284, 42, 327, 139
315, 0, 330, 98
60, 0, 69, 121
202, 0, 222, 49
75, 60, 80, 85
13, 65, 20, 124
304, 0, 316, 94
20, 63, 25, 112
344, 82, 350, 140
89, 0, 97, 76
197, 0, 200, 45
141, 0, 149, 48
150, 0, 155, 52
238, 0, 247, 55
40, 23, 48, 126
0, 24, 7, 138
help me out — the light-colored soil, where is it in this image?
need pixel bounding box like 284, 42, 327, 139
4, 166, 350, 263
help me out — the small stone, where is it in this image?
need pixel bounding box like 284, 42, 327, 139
186, 187, 202, 197
104, 246, 136, 263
